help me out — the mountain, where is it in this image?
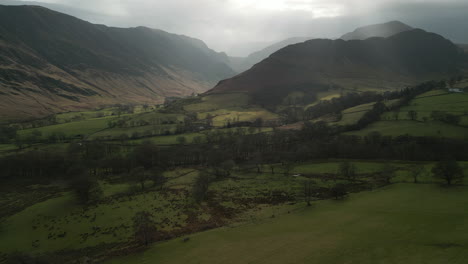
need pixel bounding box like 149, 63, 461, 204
460, 44, 468, 53
229, 37, 311, 73
340, 21, 413, 40
0, 5, 235, 121
210, 29, 463, 108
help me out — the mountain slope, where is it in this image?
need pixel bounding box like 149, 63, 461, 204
210, 29, 463, 108
229, 37, 311, 73
460, 44, 468, 53
340, 21, 413, 40
0, 5, 234, 121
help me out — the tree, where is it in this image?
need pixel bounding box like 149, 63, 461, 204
283, 162, 294, 176
193, 136, 203, 144
220, 159, 236, 177
176, 136, 187, 145
303, 180, 314, 206
132, 211, 157, 246
268, 164, 276, 175
149, 166, 165, 189
409, 165, 425, 183
448, 78, 456, 88
14, 136, 24, 150
193, 171, 213, 203
432, 160, 464, 185
338, 161, 356, 180
377, 164, 396, 184
133, 141, 160, 169
330, 184, 348, 200
392, 111, 399, 121
69, 166, 102, 205
407, 110, 418, 121
250, 152, 263, 173
130, 167, 148, 190
205, 113, 213, 127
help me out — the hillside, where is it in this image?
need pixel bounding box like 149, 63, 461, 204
107, 183, 468, 264
229, 37, 311, 73
340, 21, 413, 40
0, 5, 235, 121
209, 29, 463, 108
460, 44, 468, 53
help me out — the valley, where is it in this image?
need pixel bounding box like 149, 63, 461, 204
1, 3, 468, 264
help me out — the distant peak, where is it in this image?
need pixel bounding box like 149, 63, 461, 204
341, 21, 413, 40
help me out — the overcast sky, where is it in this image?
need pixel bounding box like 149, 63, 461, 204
8, 0, 468, 56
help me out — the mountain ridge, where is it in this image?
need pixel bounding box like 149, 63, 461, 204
340, 21, 413, 40
0, 5, 235, 121
228, 37, 312, 73
209, 29, 463, 108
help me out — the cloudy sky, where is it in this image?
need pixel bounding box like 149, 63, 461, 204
7, 0, 468, 56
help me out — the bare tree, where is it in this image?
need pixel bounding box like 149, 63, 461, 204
338, 161, 356, 180
330, 184, 348, 200
130, 167, 148, 190
377, 163, 397, 184
193, 171, 213, 203
303, 180, 314, 206
407, 110, 418, 121
133, 211, 157, 246
432, 160, 464, 185
409, 165, 425, 184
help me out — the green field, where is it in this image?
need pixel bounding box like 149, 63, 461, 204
382, 90, 468, 122
198, 108, 279, 127
129, 127, 273, 145
184, 93, 250, 112
107, 183, 468, 264
54, 107, 119, 123
333, 102, 375, 126
17, 116, 116, 139
346, 120, 468, 139
1, 158, 467, 263
130, 132, 205, 145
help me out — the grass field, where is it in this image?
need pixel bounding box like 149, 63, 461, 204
107, 183, 468, 264
89, 124, 178, 140
1, 160, 467, 262
346, 120, 468, 139
55, 107, 119, 123
184, 93, 250, 112
333, 102, 375, 126
129, 132, 205, 145
17, 116, 117, 139
129, 127, 273, 145
382, 90, 468, 122
197, 108, 279, 127
305, 90, 342, 109
0, 144, 16, 152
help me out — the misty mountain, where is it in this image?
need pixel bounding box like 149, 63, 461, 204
210, 29, 463, 108
0, 5, 235, 120
340, 21, 413, 40
460, 44, 468, 53
229, 37, 312, 73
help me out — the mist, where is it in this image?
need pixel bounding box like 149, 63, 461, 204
6, 0, 468, 56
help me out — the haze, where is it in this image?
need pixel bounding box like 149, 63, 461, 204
8, 0, 468, 55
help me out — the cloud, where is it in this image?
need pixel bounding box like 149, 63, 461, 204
13, 0, 468, 56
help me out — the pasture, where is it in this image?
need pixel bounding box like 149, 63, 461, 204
346, 120, 468, 139
17, 116, 116, 140
333, 102, 375, 126
382, 90, 468, 122
107, 183, 468, 264
184, 93, 250, 112
0, 160, 435, 257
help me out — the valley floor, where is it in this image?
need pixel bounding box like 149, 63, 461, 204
107, 183, 468, 264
